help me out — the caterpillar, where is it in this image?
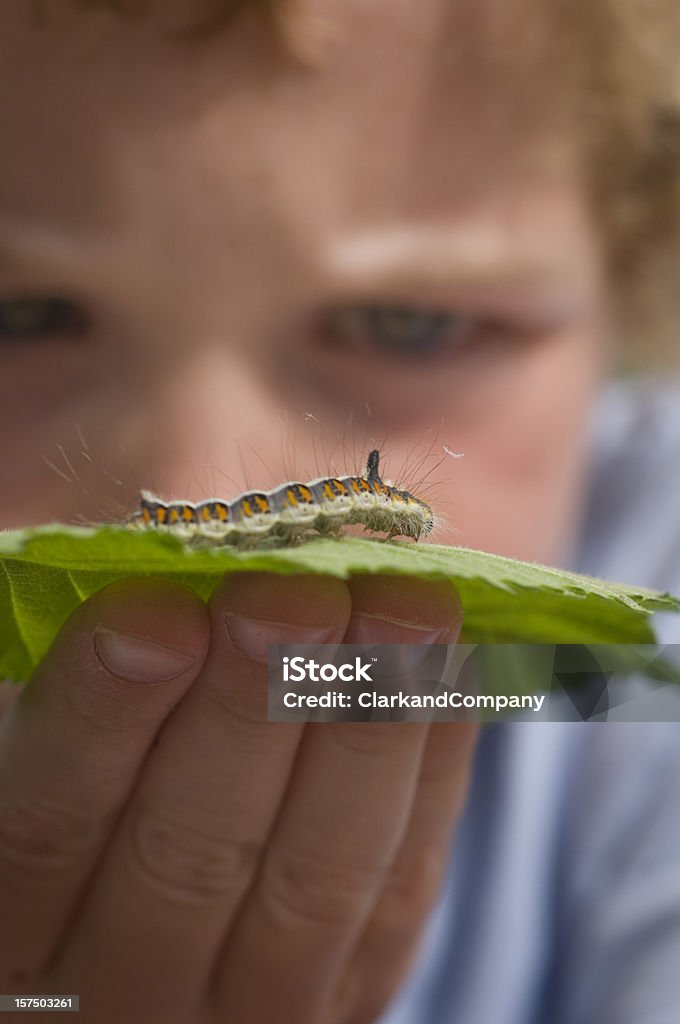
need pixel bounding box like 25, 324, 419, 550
126, 449, 435, 548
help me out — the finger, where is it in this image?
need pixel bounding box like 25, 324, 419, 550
0, 682, 19, 719
334, 579, 471, 1023
338, 721, 478, 1024
57, 573, 351, 1023
0, 579, 210, 989
213, 575, 462, 1024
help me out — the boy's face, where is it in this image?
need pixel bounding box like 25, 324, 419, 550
0, 0, 609, 562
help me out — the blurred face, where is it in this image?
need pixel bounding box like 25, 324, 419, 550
0, 0, 609, 562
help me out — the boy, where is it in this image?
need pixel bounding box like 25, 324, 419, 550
0, 1, 679, 1020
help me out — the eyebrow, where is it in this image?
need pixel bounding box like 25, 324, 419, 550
0, 216, 595, 323
0, 222, 83, 272
327, 222, 596, 307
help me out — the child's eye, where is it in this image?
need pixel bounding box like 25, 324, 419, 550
319, 305, 474, 358
0, 296, 89, 341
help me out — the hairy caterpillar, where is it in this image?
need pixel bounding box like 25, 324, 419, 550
126, 449, 435, 548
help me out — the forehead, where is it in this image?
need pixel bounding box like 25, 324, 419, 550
0, 0, 587, 267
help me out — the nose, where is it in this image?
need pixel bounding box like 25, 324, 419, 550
136, 349, 301, 505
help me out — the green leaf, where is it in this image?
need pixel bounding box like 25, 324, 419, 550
1, 524, 678, 683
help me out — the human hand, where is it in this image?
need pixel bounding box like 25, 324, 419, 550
0, 572, 476, 1024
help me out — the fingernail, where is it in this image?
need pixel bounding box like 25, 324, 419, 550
94, 627, 198, 683
225, 613, 337, 665
348, 615, 450, 674
348, 614, 450, 646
